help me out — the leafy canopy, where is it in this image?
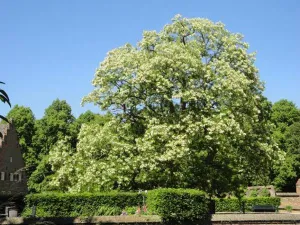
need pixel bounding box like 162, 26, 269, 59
271, 100, 300, 191
49, 15, 276, 194
28, 99, 76, 192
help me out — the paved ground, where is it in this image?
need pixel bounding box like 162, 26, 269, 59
212, 213, 300, 221
280, 196, 300, 212
2, 213, 300, 224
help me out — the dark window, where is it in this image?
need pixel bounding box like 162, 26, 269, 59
1, 172, 5, 181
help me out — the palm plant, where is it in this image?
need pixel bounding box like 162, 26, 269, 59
0, 81, 11, 137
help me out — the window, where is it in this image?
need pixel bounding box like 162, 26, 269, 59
13, 173, 19, 181
18, 173, 22, 181
10, 173, 13, 181
0, 172, 5, 181
10, 157, 12, 163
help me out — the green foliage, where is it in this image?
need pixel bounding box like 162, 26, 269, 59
147, 188, 210, 223
215, 197, 280, 212
249, 189, 258, 197
54, 15, 276, 194
248, 187, 271, 198
6, 105, 35, 147
0, 81, 11, 129
23, 192, 143, 217
74, 110, 112, 131
214, 198, 242, 212
44, 111, 112, 192
124, 206, 138, 215
260, 188, 270, 197
27, 156, 54, 193
271, 100, 300, 191
29, 99, 76, 192
271, 99, 300, 151
285, 205, 293, 212
22, 207, 50, 218
96, 205, 122, 216
32, 99, 76, 156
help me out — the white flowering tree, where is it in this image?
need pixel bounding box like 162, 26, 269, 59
49, 15, 276, 195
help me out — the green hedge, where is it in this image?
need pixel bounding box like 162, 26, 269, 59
147, 188, 210, 224
215, 197, 281, 212
23, 192, 143, 217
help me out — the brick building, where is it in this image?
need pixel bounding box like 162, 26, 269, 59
0, 123, 27, 196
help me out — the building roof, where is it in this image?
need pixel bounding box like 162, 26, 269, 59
0, 123, 9, 140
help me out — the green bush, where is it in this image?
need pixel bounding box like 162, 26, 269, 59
249, 189, 259, 197
23, 192, 143, 217
147, 188, 210, 224
96, 205, 122, 216
260, 188, 270, 197
215, 197, 281, 212
124, 206, 137, 215
215, 198, 243, 212
285, 205, 293, 212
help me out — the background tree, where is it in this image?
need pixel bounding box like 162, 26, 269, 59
28, 99, 76, 192
32, 99, 76, 155
48, 112, 113, 192
270, 100, 300, 191
49, 15, 276, 194
271, 99, 300, 151
72, 110, 112, 134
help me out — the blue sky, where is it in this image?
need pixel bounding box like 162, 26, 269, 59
1, 0, 299, 119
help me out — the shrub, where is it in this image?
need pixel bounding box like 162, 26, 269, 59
147, 188, 210, 224
285, 205, 293, 212
260, 188, 270, 197
215, 198, 243, 212
215, 197, 281, 212
249, 189, 259, 197
96, 205, 122, 216
244, 197, 280, 211
23, 192, 143, 217
124, 206, 137, 215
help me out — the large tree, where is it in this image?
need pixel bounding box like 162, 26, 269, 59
49, 15, 276, 194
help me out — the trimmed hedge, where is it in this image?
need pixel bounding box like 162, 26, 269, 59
23, 192, 143, 217
147, 188, 210, 224
215, 197, 281, 212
